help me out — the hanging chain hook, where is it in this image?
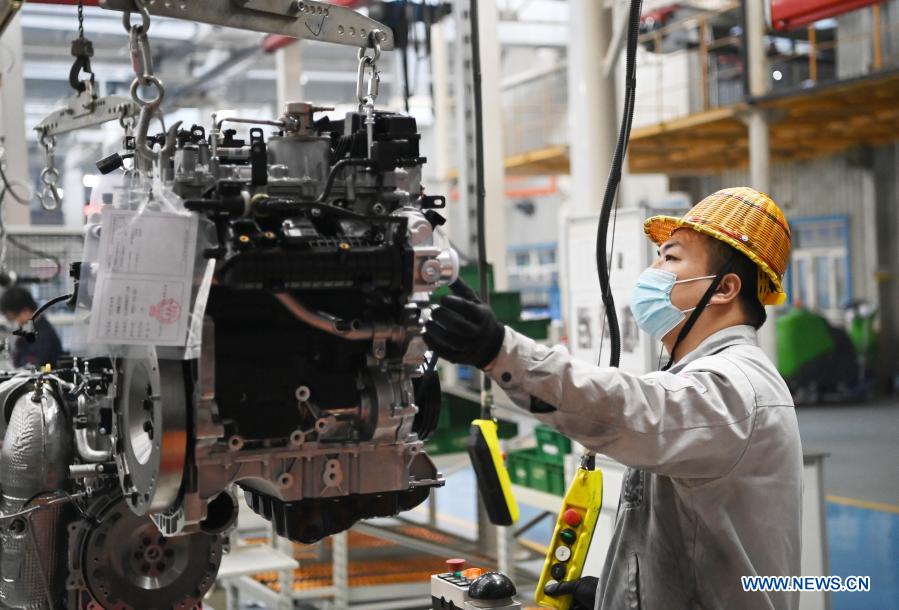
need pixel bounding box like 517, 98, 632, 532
69, 0, 96, 95
38, 134, 62, 212
122, 0, 167, 170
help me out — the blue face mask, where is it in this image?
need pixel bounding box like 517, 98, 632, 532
630, 268, 716, 341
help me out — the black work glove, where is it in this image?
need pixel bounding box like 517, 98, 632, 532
423, 279, 505, 369
543, 576, 599, 610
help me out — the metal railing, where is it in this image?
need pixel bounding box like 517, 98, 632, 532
501, 65, 568, 159
764, 3, 899, 92
499, 1, 899, 158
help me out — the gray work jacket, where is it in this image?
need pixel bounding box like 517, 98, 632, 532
489, 325, 802, 610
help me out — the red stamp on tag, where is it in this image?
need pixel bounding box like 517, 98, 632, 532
149, 298, 181, 325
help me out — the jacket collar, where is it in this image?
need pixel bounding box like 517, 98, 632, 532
667, 325, 758, 373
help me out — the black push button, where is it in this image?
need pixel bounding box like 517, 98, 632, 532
468, 572, 516, 600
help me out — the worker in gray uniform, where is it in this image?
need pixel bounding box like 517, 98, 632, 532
424, 187, 801, 610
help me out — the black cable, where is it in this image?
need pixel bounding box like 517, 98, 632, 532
315, 158, 373, 203
30, 293, 73, 323
13, 292, 73, 343
596, 0, 643, 369
401, 0, 411, 113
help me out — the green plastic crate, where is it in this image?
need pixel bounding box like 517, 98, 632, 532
509, 318, 551, 340
459, 263, 494, 295
425, 431, 471, 455
424, 392, 519, 455
535, 425, 571, 463
506, 447, 566, 496
490, 292, 522, 324
425, 420, 519, 455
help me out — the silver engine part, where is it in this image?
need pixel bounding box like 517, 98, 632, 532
67, 493, 222, 610
101, 101, 458, 542
0, 386, 72, 610
0, 99, 456, 607
0, 373, 225, 610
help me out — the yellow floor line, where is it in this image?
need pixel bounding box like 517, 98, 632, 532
826, 494, 899, 515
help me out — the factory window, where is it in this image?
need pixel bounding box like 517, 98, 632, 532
507, 243, 560, 320
787, 215, 851, 319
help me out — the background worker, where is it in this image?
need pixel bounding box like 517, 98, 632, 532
0, 286, 63, 369
425, 187, 802, 610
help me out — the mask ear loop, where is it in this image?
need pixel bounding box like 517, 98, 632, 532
662, 253, 737, 371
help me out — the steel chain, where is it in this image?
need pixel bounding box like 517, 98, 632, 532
38, 134, 62, 211
122, 0, 171, 169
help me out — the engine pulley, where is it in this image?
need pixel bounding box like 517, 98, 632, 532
113, 354, 188, 516
71, 495, 222, 610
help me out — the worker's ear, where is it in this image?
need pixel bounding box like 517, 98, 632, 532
710, 272, 741, 305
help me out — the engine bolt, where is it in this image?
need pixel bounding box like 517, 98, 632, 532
295, 386, 311, 402
421, 260, 442, 283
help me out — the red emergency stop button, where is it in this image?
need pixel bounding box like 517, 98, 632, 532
562, 509, 582, 527
446, 558, 466, 572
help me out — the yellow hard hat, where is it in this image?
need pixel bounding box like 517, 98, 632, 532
643, 187, 792, 306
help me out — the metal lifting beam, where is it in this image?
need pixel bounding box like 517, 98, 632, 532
99, 0, 394, 50
3, 1, 390, 50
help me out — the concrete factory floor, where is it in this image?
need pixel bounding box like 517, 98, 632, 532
795, 399, 899, 610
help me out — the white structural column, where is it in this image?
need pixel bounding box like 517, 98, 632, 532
567, 0, 618, 217
477, 0, 507, 290
0, 14, 30, 226
745, 0, 778, 362
275, 42, 303, 111
559, 0, 618, 347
